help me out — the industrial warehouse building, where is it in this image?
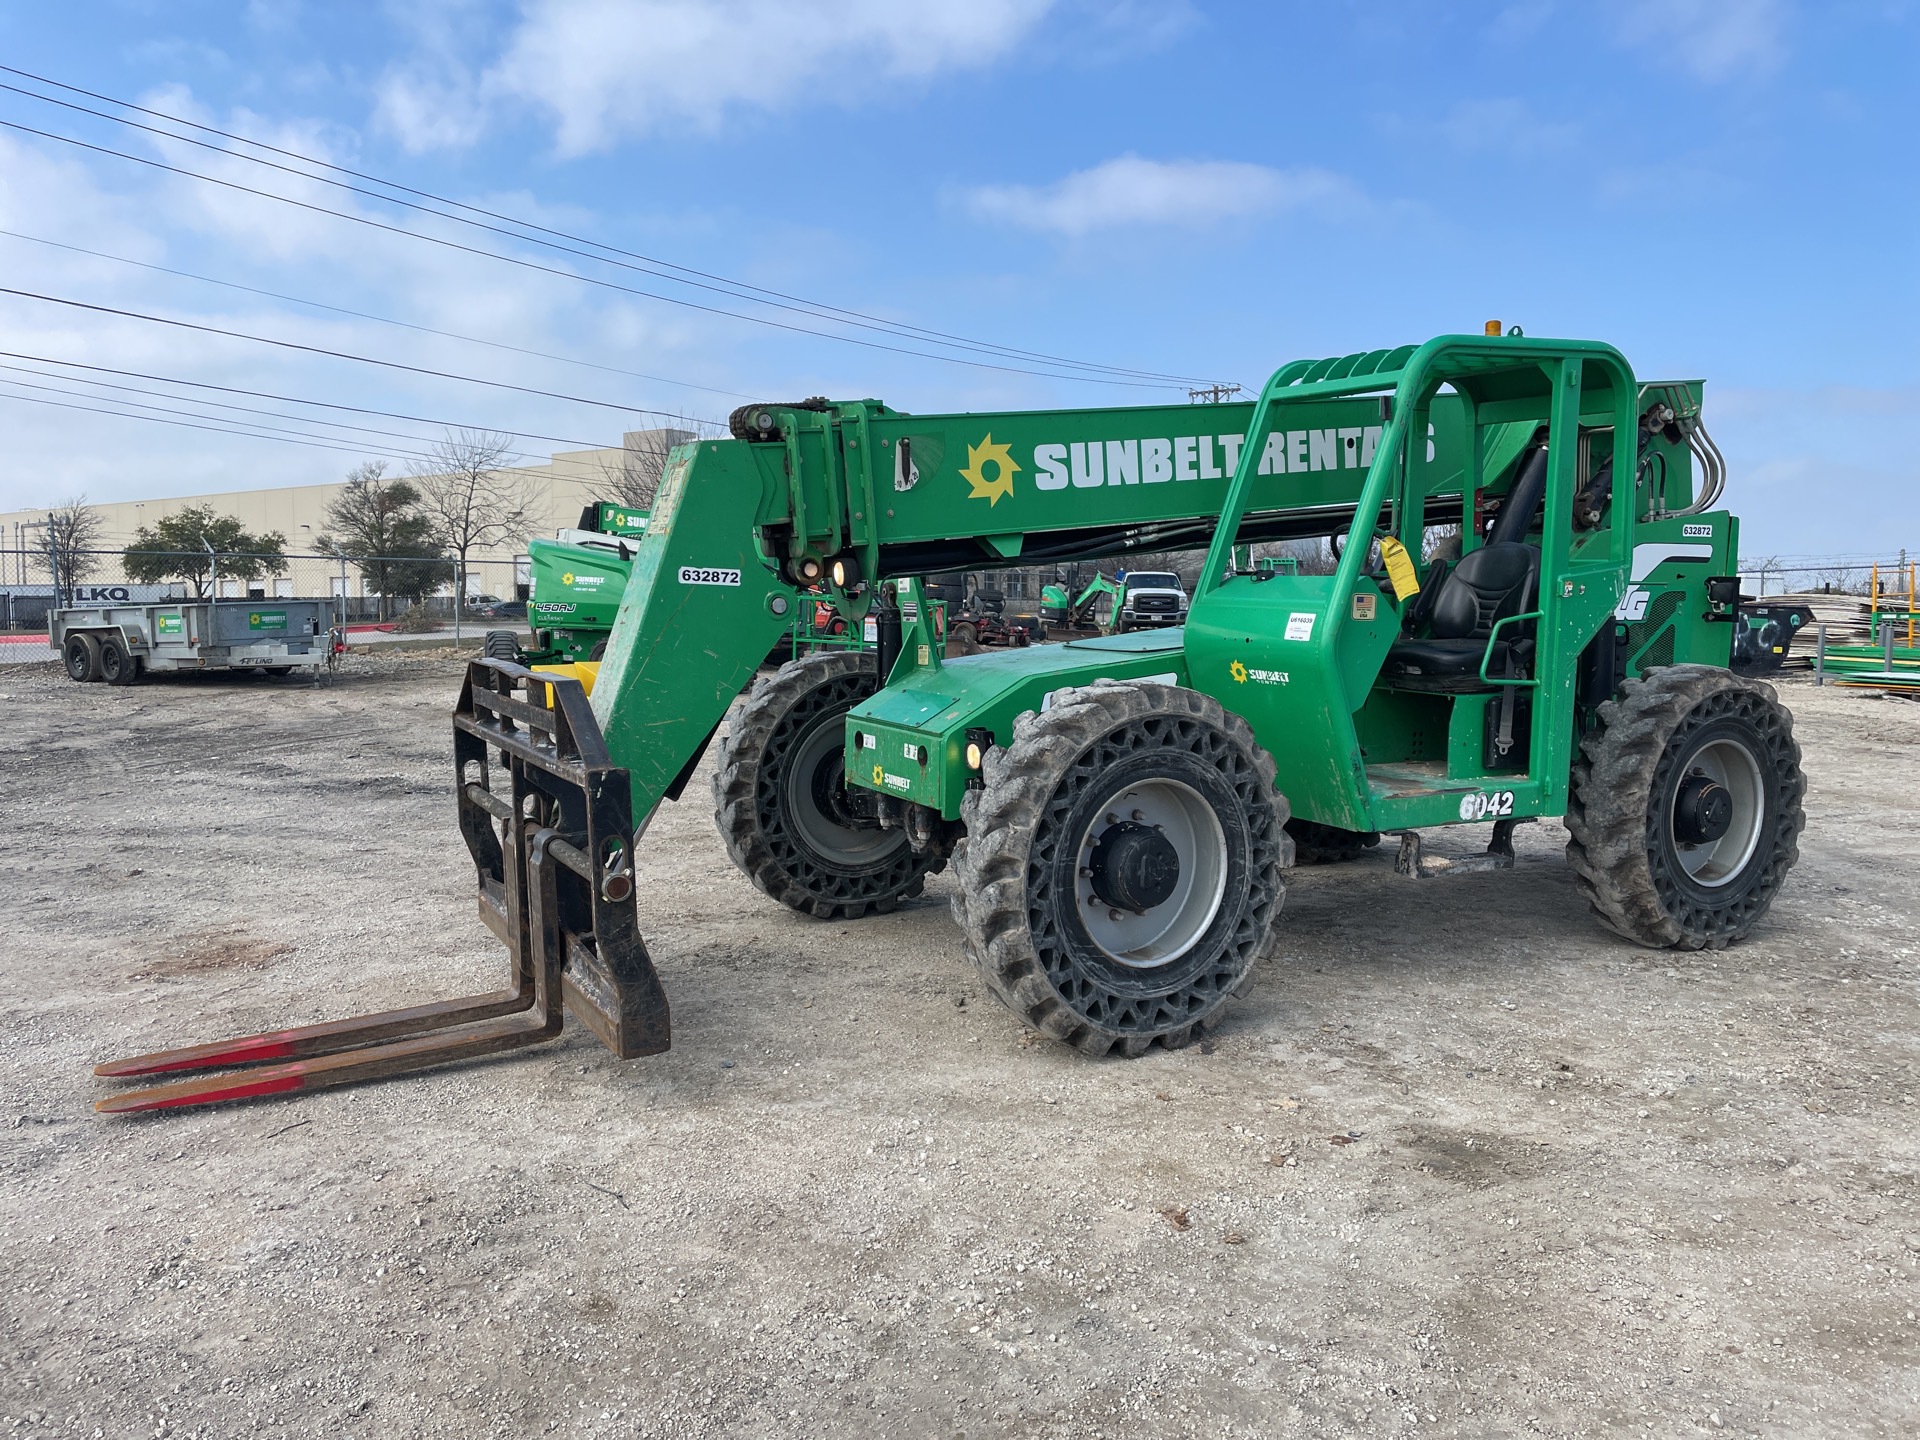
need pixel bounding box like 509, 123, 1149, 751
0, 428, 691, 616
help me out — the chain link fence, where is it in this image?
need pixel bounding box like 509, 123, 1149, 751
0, 548, 530, 633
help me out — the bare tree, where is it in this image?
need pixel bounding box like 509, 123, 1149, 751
320, 461, 452, 622
597, 427, 697, 512
411, 430, 529, 639
42, 496, 105, 606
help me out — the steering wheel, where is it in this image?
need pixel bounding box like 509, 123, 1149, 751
1330, 528, 1390, 579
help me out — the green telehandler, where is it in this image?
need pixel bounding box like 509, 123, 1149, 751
95, 331, 1806, 1111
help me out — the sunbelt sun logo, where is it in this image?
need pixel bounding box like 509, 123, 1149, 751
960, 434, 1019, 507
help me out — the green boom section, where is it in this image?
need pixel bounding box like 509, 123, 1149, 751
588, 441, 794, 811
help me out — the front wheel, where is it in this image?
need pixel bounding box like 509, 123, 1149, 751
713, 650, 938, 919
1566, 665, 1805, 949
63, 632, 102, 682
952, 681, 1291, 1056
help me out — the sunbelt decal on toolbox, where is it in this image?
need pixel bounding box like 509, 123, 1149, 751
870, 763, 911, 793
560, 571, 605, 588
1229, 661, 1289, 685
678, 566, 741, 586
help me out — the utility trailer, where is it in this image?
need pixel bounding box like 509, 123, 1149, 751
53, 599, 333, 685
93, 331, 1810, 1113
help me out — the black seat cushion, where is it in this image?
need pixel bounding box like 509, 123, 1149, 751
1383, 542, 1538, 690
1390, 641, 1520, 691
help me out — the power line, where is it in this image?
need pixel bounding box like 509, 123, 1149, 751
0, 113, 1184, 391
0, 348, 645, 449
0, 227, 760, 404
0, 385, 450, 462
0, 65, 1217, 388
0, 363, 553, 462
0, 284, 724, 426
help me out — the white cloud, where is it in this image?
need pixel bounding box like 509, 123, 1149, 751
1618, 0, 1789, 83
376, 0, 1057, 155
962, 154, 1364, 237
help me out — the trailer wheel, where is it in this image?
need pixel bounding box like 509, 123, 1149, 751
99, 634, 141, 685
1565, 665, 1805, 950
63, 632, 102, 683
713, 650, 937, 919
952, 681, 1290, 1056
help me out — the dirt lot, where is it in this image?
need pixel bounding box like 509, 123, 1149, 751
1, 653, 1916, 1440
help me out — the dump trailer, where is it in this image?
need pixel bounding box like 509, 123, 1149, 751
96, 331, 1806, 1112
54, 600, 333, 685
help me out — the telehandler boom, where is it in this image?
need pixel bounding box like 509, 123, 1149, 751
95, 331, 1805, 1111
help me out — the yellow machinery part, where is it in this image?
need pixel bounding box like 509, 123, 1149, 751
533, 660, 601, 699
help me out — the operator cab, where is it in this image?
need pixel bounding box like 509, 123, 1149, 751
1382, 436, 1547, 691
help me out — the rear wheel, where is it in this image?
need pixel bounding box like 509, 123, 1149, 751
63, 632, 102, 683
1566, 665, 1804, 950
713, 650, 938, 919
952, 681, 1290, 1056
99, 634, 141, 685
1286, 819, 1380, 864
484, 630, 519, 661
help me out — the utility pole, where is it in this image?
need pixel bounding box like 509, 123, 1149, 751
1188, 383, 1243, 404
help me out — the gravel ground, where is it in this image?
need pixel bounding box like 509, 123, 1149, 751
1, 655, 1916, 1440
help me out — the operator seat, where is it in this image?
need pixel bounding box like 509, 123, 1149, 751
1381, 438, 1547, 692
1381, 542, 1538, 689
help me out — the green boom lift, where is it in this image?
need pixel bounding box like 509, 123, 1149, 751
95, 332, 1807, 1111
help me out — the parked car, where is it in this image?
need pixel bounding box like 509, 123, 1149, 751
464, 593, 504, 612
472, 599, 527, 620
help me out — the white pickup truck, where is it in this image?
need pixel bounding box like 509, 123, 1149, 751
1114, 570, 1189, 631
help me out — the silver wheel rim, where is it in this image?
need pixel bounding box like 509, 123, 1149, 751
1670, 736, 1765, 888
1074, 778, 1227, 967
784, 717, 899, 867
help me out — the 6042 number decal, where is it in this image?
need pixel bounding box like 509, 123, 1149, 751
1458, 790, 1515, 821
678, 566, 741, 587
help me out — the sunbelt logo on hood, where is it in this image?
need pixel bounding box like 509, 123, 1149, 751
961, 426, 1387, 505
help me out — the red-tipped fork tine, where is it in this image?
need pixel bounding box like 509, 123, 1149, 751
92, 990, 536, 1079
94, 1011, 562, 1115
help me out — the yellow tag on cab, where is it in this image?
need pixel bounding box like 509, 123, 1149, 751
1378, 536, 1421, 601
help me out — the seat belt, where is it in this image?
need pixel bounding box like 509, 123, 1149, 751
1494, 648, 1519, 758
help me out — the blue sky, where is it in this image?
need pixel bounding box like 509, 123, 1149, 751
0, 0, 1914, 567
